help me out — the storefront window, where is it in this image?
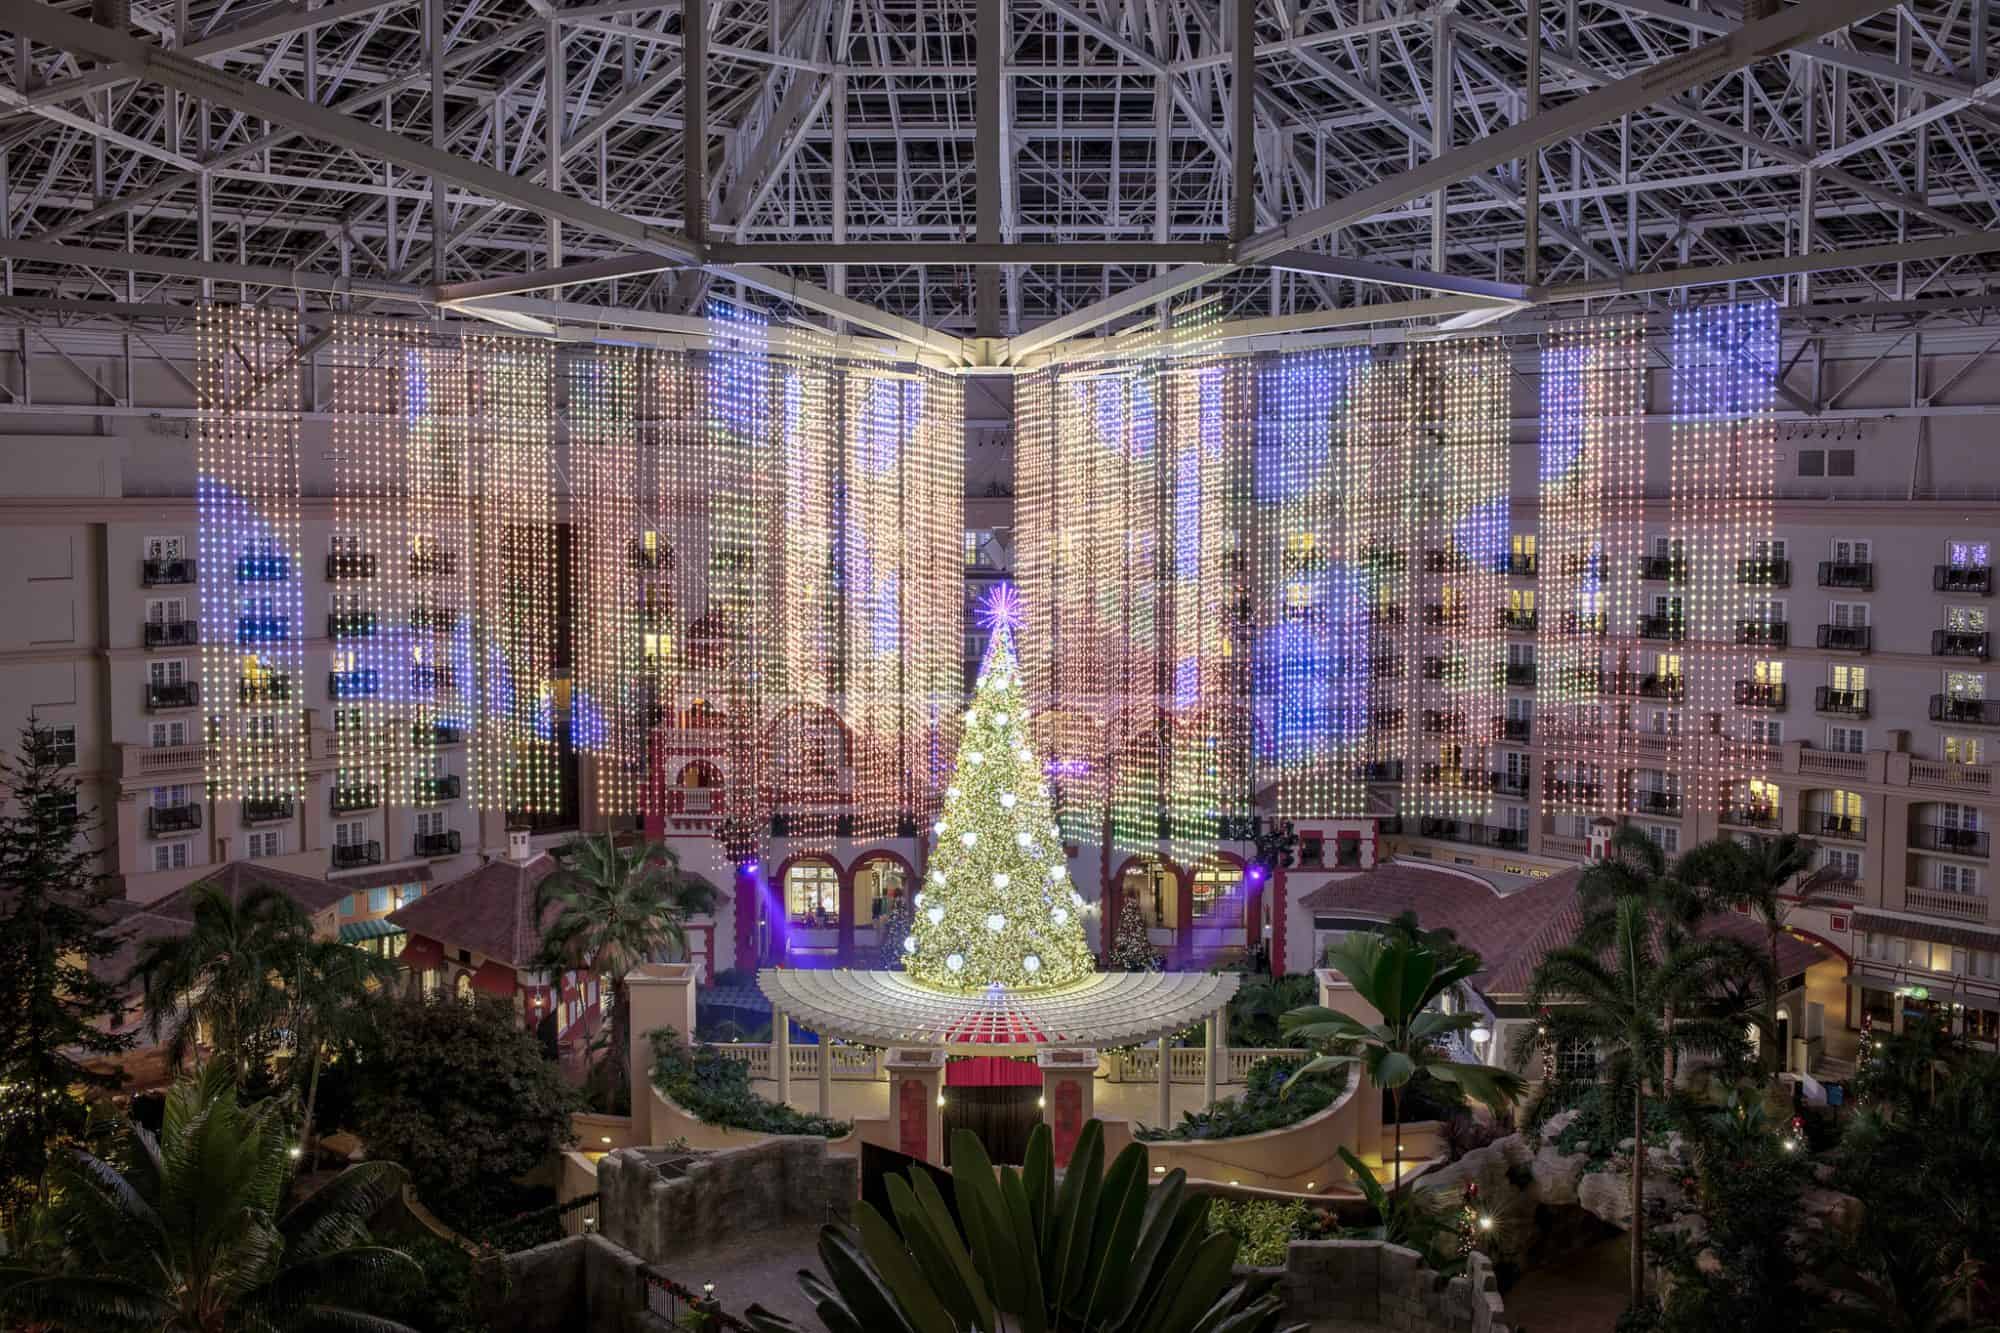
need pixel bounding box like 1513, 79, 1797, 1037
1190, 865, 1245, 926
786, 861, 839, 925
853, 858, 906, 928
1123, 860, 1177, 931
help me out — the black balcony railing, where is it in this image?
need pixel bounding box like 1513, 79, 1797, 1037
1638, 615, 1685, 640
235, 551, 292, 583
1640, 555, 1688, 582
1503, 663, 1538, 688
1500, 609, 1538, 633
331, 840, 383, 870
410, 606, 461, 633
145, 681, 201, 711
1371, 603, 1407, 628
1422, 549, 1465, 573
411, 666, 456, 692
409, 549, 458, 578
1633, 789, 1683, 817
142, 557, 197, 586
1818, 561, 1875, 590
144, 620, 199, 648
1364, 548, 1407, 575
1734, 680, 1787, 709
630, 541, 671, 570
1507, 553, 1538, 577
329, 612, 378, 638
1636, 674, 1686, 701
236, 616, 290, 645
1560, 667, 1604, 693
1421, 603, 1465, 627
415, 721, 468, 746
146, 804, 201, 835
1417, 817, 1525, 850
1371, 708, 1406, 731
414, 775, 462, 803
1738, 620, 1790, 648
1725, 806, 1780, 830
1563, 611, 1607, 636
1931, 695, 2000, 726
243, 796, 294, 824
1817, 624, 1873, 652
238, 675, 293, 705
1358, 759, 1404, 783
1422, 656, 1462, 682
1369, 655, 1404, 680
1933, 630, 1991, 659
1495, 772, 1532, 797
1736, 558, 1790, 587
415, 829, 462, 857
329, 670, 382, 700
1816, 686, 1871, 717
1420, 710, 1465, 734
331, 785, 380, 814
326, 552, 378, 581
1545, 779, 1603, 805
1815, 813, 1867, 841
1935, 565, 1993, 595
1912, 824, 1990, 857
1494, 717, 1532, 743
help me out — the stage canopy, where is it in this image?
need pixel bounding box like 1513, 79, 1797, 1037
756, 968, 1240, 1054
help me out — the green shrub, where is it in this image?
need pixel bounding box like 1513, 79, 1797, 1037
1536, 1081, 1672, 1166
1134, 1054, 1346, 1142
649, 1026, 850, 1138
1206, 1197, 1310, 1267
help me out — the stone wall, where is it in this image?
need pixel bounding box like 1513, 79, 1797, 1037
597, 1136, 857, 1268
1267, 1240, 1511, 1333
473, 1234, 649, 1333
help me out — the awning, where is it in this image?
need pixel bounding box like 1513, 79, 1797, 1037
338, 918, 404, 943
1844, 966, 2000, 1013
471, 959, 517, 996
756, 968, 1239, 1054
399, 935, 444, 971
1851, 910, 2000, 951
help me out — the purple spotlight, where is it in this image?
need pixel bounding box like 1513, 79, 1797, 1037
1247, 865, 1265, 884
976, 581, 1025, 634
742, 860, 760, 876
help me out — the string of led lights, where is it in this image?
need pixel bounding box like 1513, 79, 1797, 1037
1351, 353, 1414, 800
570, 344, 643, 817
197, 304, 307, 802
328, 317, 406, 787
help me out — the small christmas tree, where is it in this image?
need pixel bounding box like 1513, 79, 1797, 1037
877, 900, 914, 970
1108, 895, 1159, 972
905, 625, 1094, 991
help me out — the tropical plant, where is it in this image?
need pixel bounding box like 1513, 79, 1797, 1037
128, 880, 314, 1087
1527, 895, 1754, 1305
1282, 930, 1526, 1189
1226, 973, 1316, 1050
0, 718, 131, 1227
1818, 1234, 2000, 1333
0, 1064, 421, 1332
1338, 1145, 1453, 1263
282, 936, 401, 1165
538, 832, 717, 1090
741, 1120, 1304, 1333
1134, 1054, 1345, 1142
1206, 1198, 1311, 1268
649, 1027, 849, 1138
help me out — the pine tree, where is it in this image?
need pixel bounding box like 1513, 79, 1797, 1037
1108, 895, 1159, 971
905, 625, 1094, 991
876, 900, 914, 970
0, 717, 132, 1224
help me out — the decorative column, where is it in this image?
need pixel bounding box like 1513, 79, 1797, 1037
818, 1035, 834, 1115
1156, 1034, 1172, 1128
1270, 866, 1288, 977
733, 863, 758, 970
1037, 1048, 1098, 1166
623, 962, 699, 1143
774, 1007, 792, 1106
885, 1047, 947, 1165
1204, 1010, 1220, 1109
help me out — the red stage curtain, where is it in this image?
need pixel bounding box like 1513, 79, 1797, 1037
946, 1056, 1043, 1088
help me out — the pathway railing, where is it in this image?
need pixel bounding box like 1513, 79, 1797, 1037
710, 1041, 1307, 1086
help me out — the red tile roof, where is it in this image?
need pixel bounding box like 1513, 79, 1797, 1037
386, 852, 560, 968
146, 860, 355, 923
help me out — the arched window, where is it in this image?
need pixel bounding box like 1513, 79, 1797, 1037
785, 860, 840, 926
1121, 858, 1177, 931
1190, 863, 1245, 929
453, 971, 472, 1001
852, 856, 907, 931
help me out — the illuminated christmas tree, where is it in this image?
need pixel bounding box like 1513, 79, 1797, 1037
904, 621, 1095, 991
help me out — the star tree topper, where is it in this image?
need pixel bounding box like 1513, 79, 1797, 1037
904, 622, 1095, 991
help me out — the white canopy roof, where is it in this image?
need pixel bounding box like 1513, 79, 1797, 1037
756, 968, 1240, 1053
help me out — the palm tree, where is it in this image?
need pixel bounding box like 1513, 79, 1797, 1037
128, 882, 315, 1086
1282, 930, 1526, 1191
537, 833, 718, 1089
283, 937, 401, 1166
0, 1065, 421, 1331
1528, 895, 1753, 1305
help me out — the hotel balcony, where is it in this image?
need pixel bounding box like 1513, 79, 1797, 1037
1910, 824, 1990, 858
1932, 695, 2000, 726
234, 552, 292, 583
1633, 789, 1683, 818
146, 804, 202, 836
1494, 771, 1532, 797
1422, 548, 1465, 574
410, 606, 461, 633
243, 795, 294, 825
1737, 620, 1789, 648
329, 612, 378, 639
411, 665, 457, 692
1371, 708, 1406, 732
1902, 888, 1990, 924
1639, 555, 1688, 583
413, 775, 462, 804
144, 620, 199, 648
1416, 818, 1526, 850
145, 681, 201, 711
1634, 673, 1686, 701
1816, 624, 1873, 652
1371, 602, 1407, 628
1507, 553, 1537, 577
1638, 615, 1684, 641
1420, 603, 1465, 627
1562, 611, 1606, 636
1545, 778, 1603, 805
1723, 805, 1781, 830
1559, 666, 1603, 692
1736, 558, 1790, 588
630, 540, 671, 571
1369, 655, 1403, 680
331, 784, 380, 814
1419, 710, 1465, 735
1499, 608, 1537, 633
331, 841, 383, 871
1933, 629, 1991, 659
326, 552, 377, 581
236, 616, 290, 646
409, 549, 458, 578
415, 830, 462, 858
1421, 655, 1464, 682
142, 556, 197, 586
1499, 662, 1537, 688
1494, 717, 1532, 744
239, 674, 293, 705
1816, 687, 1870, 717
329, 669, 382, 701
1734, 680, 1786, 709
1364, 548, 1408, 575
1935, 565, 1993, 595
1818, 561, 1875, 591
1815, 813, 1867, 841
1357, 759, 1404, 783
414, 721, 467, 746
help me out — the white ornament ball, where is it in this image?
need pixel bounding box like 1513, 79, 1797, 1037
947, 785, 961, 800
993, 872, 1011, 889
1000, 792, 1017, 809
994, 713, 1009, 728
967, 751, 985, 765
1023, 955, 1041, 974
1071, 890, 1085, 907
946, 953, 965, 972
1048, 865, 1065, 881
1051, 907, 1070, 926
931, 869, 947, 885
927, 906, 945, 924
965, 708, 979, 724
961, 831, 978, 848
914, 891, 926, 907
985, 913, 1006, 933
903, 935, 918, 953
1016, 832, 1033, 848
934, 820, 947, 835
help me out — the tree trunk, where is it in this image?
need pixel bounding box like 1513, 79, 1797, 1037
1391, 1088, 1404, 1192
299, 1041, 324, 1167
1767, 925, 1783, 1075
1630, 1082, 1648, 1304
1662, 1002, 1677, 1089
610, 976, 632, 1106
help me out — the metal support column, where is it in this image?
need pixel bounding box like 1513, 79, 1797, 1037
974, 0, 1002, 336
1231, 0, 1255, 244
683, 0, 706, 248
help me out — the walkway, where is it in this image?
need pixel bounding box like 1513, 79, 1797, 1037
682, 1224, 827, 1329
751, 1072, 1238, 1132
1501, 1236, 1631, 1333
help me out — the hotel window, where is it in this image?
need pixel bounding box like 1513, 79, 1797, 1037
1646, 708, 1680, 736
246, 713, 277, 743
1938, 863, 1981, 897
1750, 719, 1783, 747
334, 819, 365, 847
152, 784, 190, 809
145, 535, 185, 561
146, 597, 188, 626
1832, 538, 1872, 565
149, 720, 190, 747
1508, 588, 1535, 617
1820, 847, 1861, 882
785, 862, 839, 923
1190, 865, 1245, 925
369, 887, 392, 913
415, 810, 445, 837
1753, 660, 1782, 687
1831, 664, 1866, 694
1829, 726, 1866, 754
1829, 601, 1869, 629
1946, 736, 1986, 765
1949, 541, 1991, 569
148, 658, 187, 688
1948, 606, 1989, 633
152, 841, 190, 871
1947, 671, 1987, 701
1511, 533, 1536, 566
246, 830, 281, 859
45, 724, 76, 767
332, 706, 364, 734
1938, 803, 1981, 834
1751, 538, 1787, 561
1643, 824, 1679, 856
398, 883, 424, 908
